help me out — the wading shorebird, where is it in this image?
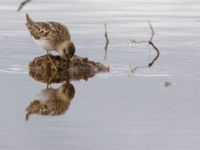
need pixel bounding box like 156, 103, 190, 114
25, 14, 75, 70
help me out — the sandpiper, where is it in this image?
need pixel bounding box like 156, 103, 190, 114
25, 14, 75, 70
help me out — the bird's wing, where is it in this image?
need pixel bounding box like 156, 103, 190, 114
26, 21, 71, 42
47, 22, 71, 42
26, 21, 51, 39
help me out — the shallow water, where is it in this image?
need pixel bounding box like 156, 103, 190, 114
1, 0, 200, 149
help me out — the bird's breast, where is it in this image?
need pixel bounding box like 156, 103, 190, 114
34, 39, 55, 51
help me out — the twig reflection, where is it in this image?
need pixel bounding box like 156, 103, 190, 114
104, 23, 109, 61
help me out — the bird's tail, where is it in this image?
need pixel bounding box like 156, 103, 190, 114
26, 14, 34, 26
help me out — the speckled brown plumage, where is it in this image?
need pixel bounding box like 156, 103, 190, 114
25, 14, 75, 59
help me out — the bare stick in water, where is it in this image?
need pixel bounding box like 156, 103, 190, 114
128, 22, 160, 75
148, 22, 160, 67
128, 39, 148, 45
104, 23, 109, 60
17, 0, 32, 12
148, 21, 154, 42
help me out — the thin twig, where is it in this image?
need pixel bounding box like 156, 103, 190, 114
148, 22, 160, 67
148, 21, 154, 42
128, 22, 160, 76
104, 23, 109, 60
128, 39, 148, 52
128, 39, 148, 45
17, 0, 31, 12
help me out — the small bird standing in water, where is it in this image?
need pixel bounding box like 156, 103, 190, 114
25, 14, 75, 70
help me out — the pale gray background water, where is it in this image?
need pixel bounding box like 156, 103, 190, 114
0, 0, 200, 149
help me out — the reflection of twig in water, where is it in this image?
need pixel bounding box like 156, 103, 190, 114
104, 23, 109, 60
128, 22, 160, 75
17, 0, 32, 12
148, 41, 160, 67
128, 64, 148, 76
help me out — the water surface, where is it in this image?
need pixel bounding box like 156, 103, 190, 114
0, 0, 200, 149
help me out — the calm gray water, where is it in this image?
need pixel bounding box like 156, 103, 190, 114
1, 0, 200, 149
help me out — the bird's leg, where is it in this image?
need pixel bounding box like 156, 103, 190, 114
66, 57, 70, 69
46, 83, 50, 89
46, 50, 58, 71
47, 70, 57, 87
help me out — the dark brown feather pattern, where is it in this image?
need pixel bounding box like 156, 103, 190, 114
26, 14, 71, 43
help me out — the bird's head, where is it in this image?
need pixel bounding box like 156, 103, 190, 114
61, 41, 75, 60
57, 82, 75, 101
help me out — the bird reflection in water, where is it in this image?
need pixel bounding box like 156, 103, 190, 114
26, 81, 75, 121
26, 53, 109, 121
